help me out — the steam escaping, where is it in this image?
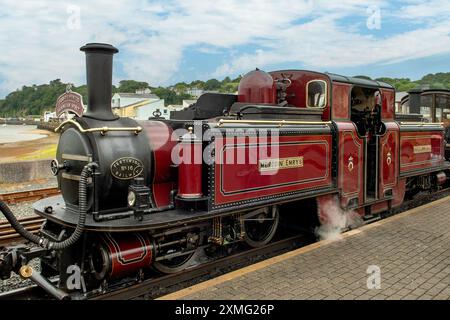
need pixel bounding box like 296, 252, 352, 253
315, 196, 363, 241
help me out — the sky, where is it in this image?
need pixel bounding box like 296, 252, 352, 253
0, 0, 449, 98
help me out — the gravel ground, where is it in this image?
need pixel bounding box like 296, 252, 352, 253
0, 177, 57, 222
0, 200, 42, 292
0, 180, 52, 292
0, 201, 36, 222
0, 258, 41, 293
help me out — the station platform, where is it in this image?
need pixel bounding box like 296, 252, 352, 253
160, 196, 450, 300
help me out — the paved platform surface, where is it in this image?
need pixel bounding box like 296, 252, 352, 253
160, 196, 450, 300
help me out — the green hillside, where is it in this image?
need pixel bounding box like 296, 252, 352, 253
0, 77, 241, 117
375, 72, 450, 92
0, 72, 448, 117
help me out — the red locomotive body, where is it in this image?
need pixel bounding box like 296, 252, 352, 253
1, 43, 449, 299
213, 133, 333, 207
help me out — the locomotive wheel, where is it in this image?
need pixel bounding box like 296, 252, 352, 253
153, 251, 198, 274
153, 231, 202, 274
244, 206, 279, 248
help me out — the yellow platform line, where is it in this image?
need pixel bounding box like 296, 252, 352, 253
158, 195, 450, 300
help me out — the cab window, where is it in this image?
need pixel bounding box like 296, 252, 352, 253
306, 80, 327, 108
436, 94, 450, 121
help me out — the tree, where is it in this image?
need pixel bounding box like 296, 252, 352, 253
204, 79, 221, 91
117, 80, 150, 93
189, 80, 205, 89
222, 76, 231, 84
152, 87, 194, 106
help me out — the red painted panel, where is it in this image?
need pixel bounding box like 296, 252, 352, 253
400, 131, 444, 173
335, 122, 364, 207
380, 89, 395, 120
371, 201, 389, 214
103, 233, 153, 279
214, 134, 332, 206
152, 182, 176, 206
378, 122, 399, 198
138, 120, 177, 207
332, 83, 351, 120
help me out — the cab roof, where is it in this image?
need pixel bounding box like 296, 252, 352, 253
326, 72, 394, 90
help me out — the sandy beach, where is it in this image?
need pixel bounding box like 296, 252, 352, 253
0, 126, 58, 163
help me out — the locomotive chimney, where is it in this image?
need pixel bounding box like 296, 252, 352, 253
80, 43, 119, 121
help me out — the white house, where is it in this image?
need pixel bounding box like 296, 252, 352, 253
187, 88, 204, 98
112, 92, 172, 120
135, 99, 168, 119
112, 92, 160, 109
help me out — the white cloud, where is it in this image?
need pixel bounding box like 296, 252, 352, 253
0, 0, 449, 97
397, 0, 450, 20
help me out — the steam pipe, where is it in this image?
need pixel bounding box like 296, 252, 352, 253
0, 163, 97, 250
80, 43, 119, 121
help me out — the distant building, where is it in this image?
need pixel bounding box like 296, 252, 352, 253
43, 111, 75, 122
111, 91, 172, 120
112, 99, 168, 119
395, 91, 408, 113
43, 111, 55, 122
187, 88, 204, 98
135, 88, 152, 95
111, 92, 160, 109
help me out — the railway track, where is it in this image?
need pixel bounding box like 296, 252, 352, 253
0, 187, 59, 204
0, 216, 45, 245
0, 187, 58, 245
1, 187, 449, 300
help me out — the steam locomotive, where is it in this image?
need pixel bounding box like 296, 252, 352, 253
1, 43, 449, 299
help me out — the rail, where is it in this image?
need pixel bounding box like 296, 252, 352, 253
0, 216, 45, 245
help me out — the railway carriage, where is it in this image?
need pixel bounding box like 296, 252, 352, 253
0, 43, 449, 299
400, 88, 450, 159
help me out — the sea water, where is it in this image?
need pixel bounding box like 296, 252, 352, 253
0, 125, 47, 144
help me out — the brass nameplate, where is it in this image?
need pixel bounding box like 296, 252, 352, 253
258, 156, 304, 172
413, 145, 432, 154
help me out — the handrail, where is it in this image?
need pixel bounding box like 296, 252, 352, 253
399, 122, 443, 126
216, 119, 332, 127
55, 119, 142, 135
